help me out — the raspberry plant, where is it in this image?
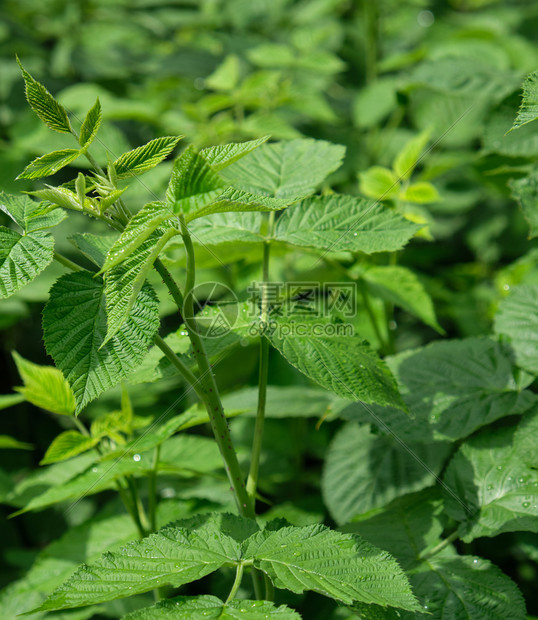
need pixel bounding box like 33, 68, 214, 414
0, 60, 537, 620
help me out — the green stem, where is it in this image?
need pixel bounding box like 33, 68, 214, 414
246, 233, 272, 505
419, 530, 459, 561
363, 0, 378, 84
264, 574, 274, 602
116, 480, 146, 538
225, 563, 245, 604
153, 334, 206, 401
53, 251, 84, 272
126, 476, 150, 535
73, 416, 90, 436
148, 444, 161, 533
359, 281, 385, 350
154, 259, 185, 323
179, 215, 254, 519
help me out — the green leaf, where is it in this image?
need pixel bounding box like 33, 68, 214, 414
353, 78, 398, 129
12, 352, 76, 416
122, 596, 301, 619
40, 431, 98, 465
79, 98, 102, 148
494, 284, 538, 374
398, 182, 440, 204
104, 227, 178, 342
220, 139, 345, 199
0, 227, 54, 299
28, 514, 249, 612
113, 136, 183, 179
186, 187, 291, 222
244, 523, 420, 611
69, 232, 116, 268
205, 54, 241, 91
514, 409, 538, 468
0, 191, 65, 232
166, 146, 226, 215
17, 58, 71, 133
361, 265, 443, 332
443, 421, 538, 542
100, 201, 175, 273
274, 195, 419, 254
267, 321, 405, 410
341, 489, 444, 569
341, 337, 536, 443
393, 129, 431, 181
359, 167, 399, 200
322, 423, 450, 525
200, 136, 270, 171
42, 272, 159, 412
14, 435, 222, 514
510, 168, 538, 239
188, 212, 263, 245
30, 186, 85, 212
405, 555, 526, 619
511, 70, 538, 131
17, 148, 81, 180
0, 435, 32, 450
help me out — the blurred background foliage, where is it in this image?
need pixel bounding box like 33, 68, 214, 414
1, 0, 538, 617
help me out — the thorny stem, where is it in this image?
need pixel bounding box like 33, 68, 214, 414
179, 215, 254, 518
225, 562, 245, 604
153, 334, 205, 401
419, 530, 459, 561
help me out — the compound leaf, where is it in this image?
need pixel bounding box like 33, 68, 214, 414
0, 227, 54, 298
268, 322, 405, 410
79, 98, 102, 148
274, 195, 419, 254
42, 272, 159, 411
494, 284, 538, 374
244, 523, 420, 611
17, 58, 71, 133
17, 149, 81, 180
220, 139, 345, 199
200, 136, 270, 171
122, 596, 301, 619
511, 70, 538, 131
113, 136, 182, 179
12, 352, 75, 416
27, 514, 247, 613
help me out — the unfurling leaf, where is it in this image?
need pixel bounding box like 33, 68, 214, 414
12, 352, 76, 416
79, 98, 102, 148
